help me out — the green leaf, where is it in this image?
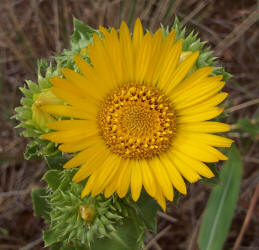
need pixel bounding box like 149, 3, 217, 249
44, 153, 68, 170
0, 227, 8, 236
71, 18, 97, 50
43, 170, 62, 191
135, 191, 159, 232
43, 229, 59, 247
91, 218, 144, 250
236, 117, 259, 140
31, 188, 50, 222
198, 145, 243, 250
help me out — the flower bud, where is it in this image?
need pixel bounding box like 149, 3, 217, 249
32, 89, 62, 130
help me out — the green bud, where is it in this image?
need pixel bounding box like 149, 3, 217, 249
79, 204, 96, 223
43, 169, 135, 248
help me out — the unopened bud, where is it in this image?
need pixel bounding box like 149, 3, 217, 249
32, 89, 62, 129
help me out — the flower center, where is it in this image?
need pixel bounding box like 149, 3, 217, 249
98, 84, 176, 159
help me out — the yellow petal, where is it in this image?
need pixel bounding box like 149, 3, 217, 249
91, 154, 121, 196
72, 147, 110, 182
61, 68, 102, 100
144, 29, 163, 84
135, 32, 152, 83
81, 172, 99, 197
154, 190, 167, 211
173, 150, 214, 178
165, 51, 200, 94
50, 76, 84, 97
120, 21, 134, 82
177, 107, 224, 123
100, 28, 123, 84
43, 129, 94, 143
157, 40, 182, 89
73, 55, 111, 97
149, 157, 174, 201
172, 76, 225, 110
41, 104, 93, 120
179, 133, 233, 147
174, 137, 228, 162
173, 140, 219, 163
46, 120, 95, 131
169, 66, 213, 99
159, 154, 187, 194
177, 92, 228, 115
88, 33, 118, 88
168, 153, 201, 183
131, 161, 143, 201
151, 29, 176, 84
58, 135, 100, 153
117, 159, 132, 198
139, 160, 157, 198
133, 18, 144, 55
51, 87, 97, 115
178, 121, 230, 133
64, 141, 108, 169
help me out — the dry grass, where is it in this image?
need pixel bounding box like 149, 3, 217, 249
0, 0, 259, 249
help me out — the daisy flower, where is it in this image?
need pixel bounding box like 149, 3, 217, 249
42, 18, 233, 210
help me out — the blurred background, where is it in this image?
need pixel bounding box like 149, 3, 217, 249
0, 0, 258, 249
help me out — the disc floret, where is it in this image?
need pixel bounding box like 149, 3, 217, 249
99, 84, 176, 159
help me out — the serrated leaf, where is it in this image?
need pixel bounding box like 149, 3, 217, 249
71, 18, 97, 51
44, 153, 68, 170
31, 188, 50, 222
135, 191, 159, 232
43, 229, 59, 247
91, 218, 144, 250
198, 145, 243, 250
43, 170, 62, 191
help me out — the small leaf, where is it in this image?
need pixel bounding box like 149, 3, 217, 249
43, 170, 62, 191
44, 153, 68, 170
31, 188, 50, 222
43, 229, 59, 247
135, 191, 159, 232
0, 227, 8, 236
71, 18, 97, 51
91, 218, 144, 250
198, 145, 243, 250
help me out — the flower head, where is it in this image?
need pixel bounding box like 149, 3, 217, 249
42, 19, 233, 210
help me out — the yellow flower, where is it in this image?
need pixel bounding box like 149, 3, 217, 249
42, 19, 233, 210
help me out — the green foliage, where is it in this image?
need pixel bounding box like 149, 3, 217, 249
91, 218, 145, 250
198, 145, 243, 250
24, 138, 60, 160
41, 169, 146, 249
55, 18, 98, 69
135, 190, 159, 232
31, 188, 50, 223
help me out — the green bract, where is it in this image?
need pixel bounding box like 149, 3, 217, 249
41, 169, 143, 248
